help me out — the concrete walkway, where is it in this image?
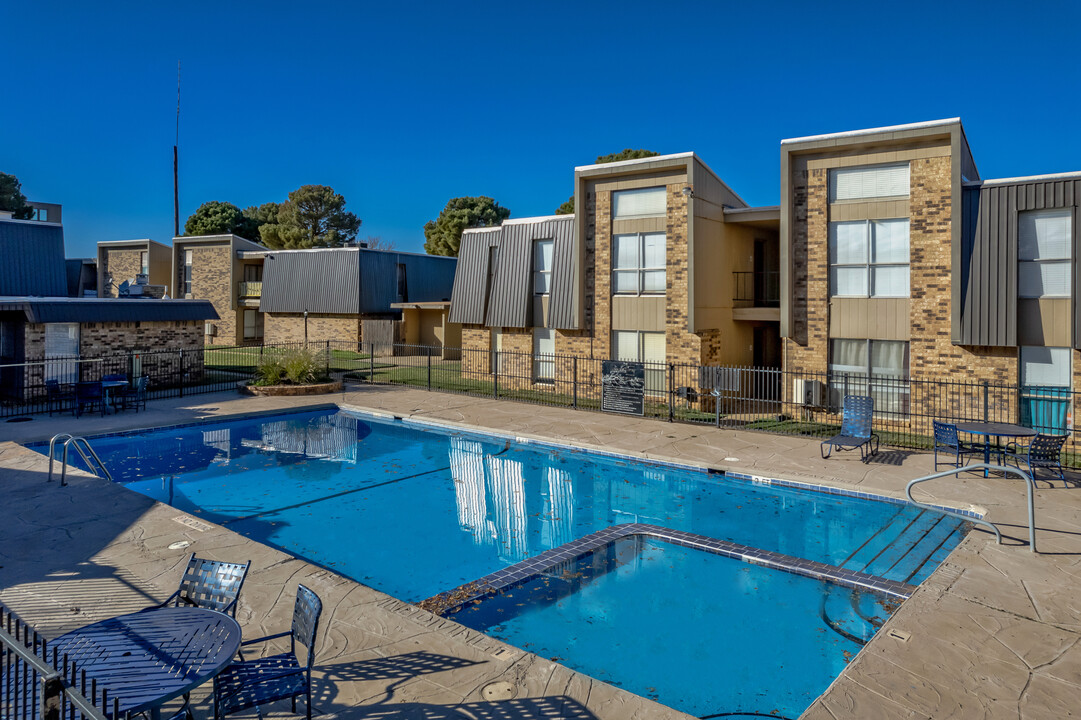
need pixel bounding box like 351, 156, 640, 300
2, 383, 1080, 719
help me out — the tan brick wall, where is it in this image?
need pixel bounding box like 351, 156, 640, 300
101, 249, 143, 298
263, 313, 361, 345
185, 245, 235, 345
661, 183, 705, 367
21, 321, 203, 391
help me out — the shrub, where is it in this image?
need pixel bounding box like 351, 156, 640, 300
253, 347, 329, 386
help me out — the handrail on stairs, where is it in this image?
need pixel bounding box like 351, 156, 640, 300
47, 433, 113, 486
905, 463, 1037, 553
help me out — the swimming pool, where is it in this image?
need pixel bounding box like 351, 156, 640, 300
35, 407, 968, 717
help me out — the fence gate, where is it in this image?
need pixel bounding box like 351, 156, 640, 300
362, 319, 401, 356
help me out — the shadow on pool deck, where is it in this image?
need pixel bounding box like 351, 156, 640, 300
4, 386, 1081, 719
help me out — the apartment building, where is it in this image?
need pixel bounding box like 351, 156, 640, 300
170, 234, 267, 345
97, 239, 171, 297
448, 153, 781, 389
781, 118, 1079, 428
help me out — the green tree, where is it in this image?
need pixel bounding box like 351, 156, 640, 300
184, 201, 246, 236
260, 185, 360, 249
0, 172, 33, 219
423, 196, 511, 257
238, 202, 280, 242
554, 149, 660, 215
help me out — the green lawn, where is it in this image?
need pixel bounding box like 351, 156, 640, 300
204, 345, 369, 374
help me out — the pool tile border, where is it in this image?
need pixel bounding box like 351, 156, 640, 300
421, 522, 918, 617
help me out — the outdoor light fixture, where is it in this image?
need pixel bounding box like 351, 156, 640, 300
681, 185, 693, 197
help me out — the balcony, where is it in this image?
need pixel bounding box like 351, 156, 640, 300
732, 271, 780, 322
238, 281, 262, 299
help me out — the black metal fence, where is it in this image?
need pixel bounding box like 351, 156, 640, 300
3, 339, 1078, 467
0, 604, 126, 720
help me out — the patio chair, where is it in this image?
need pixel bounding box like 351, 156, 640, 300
147, 553, 251, 618
74, 381, 105, 418
213, 584, 322, 720
821, 395, 879, 461
117, 375, 149, 413
1006, 433, 1069, 487
933, 421, 981, 471
45, 379, 76, 416
102, 373, 128, 382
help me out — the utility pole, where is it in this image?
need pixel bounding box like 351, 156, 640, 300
173, 61, 181, 238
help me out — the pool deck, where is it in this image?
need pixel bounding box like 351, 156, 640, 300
1, 384, 1080, 719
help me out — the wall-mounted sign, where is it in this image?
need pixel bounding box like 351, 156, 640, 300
602, 360, 645, 416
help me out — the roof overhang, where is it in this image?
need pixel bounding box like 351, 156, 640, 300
0, 297, 219, 323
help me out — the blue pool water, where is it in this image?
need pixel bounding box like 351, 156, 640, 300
449, 536, 890, 718
35, 408, 967, 717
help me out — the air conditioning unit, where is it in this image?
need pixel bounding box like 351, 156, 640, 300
698, 366, 740, 392
793, 378, 825, 406
205, 323, 217, 336
135, 273, 149, 285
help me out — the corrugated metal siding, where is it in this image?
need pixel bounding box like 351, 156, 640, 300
260, 250, 361, 313
960, 179, 1081, 347
449, 233, 495, 324
358, 251, 396, 312
485, 223, 532, 328
0, 299, 218, 323
545, 217, 578, 329
381, 251, 456, 308
0, 222, 67, 296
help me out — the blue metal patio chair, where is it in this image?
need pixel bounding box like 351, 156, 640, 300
214, 584, 323, 720
74, 381, 105, 418
821, 395, 879, 461
147, 553, 251, 618
117, 375, 149, 412
1006, 433, 1069, 487
933, 421, 981, 471
45, 379, 76, 416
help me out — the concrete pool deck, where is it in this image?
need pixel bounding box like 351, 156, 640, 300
1, 384, 1079, 719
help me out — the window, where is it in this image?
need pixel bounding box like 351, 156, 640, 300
613, 330, 665, 393
533, 328, 555, 382
1020, 346, 1072, 434
612, 187, 666, 219
44, 323, 79, 384
183, 249, 193, 296
829, 339, 910, 414
396, 263, 408, 302
140, 251, 149, 276
613, 232, 665, 295
829, 164, 910, 202
1019, 209, 1072, 298
243, 310, 264, 340
243, 264, 262, 282
533, 239, 553, 295
829, 219, 909, 297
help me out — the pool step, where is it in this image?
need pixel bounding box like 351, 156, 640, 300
842, 508, 967, 585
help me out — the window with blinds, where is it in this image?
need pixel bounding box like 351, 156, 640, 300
1019, 209, 1072, 298
533, 239, 553, 295
612, 187, 666, 219
829, 164, 910, 202
828, 218, 910, 297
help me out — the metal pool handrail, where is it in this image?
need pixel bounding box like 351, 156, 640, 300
905, 463, 1037, 552
47, 432, 113, 486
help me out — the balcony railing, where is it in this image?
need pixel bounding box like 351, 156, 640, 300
732, 271, 779, 307
238, 281, 262, 298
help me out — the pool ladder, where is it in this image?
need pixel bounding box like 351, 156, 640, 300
47, 433, 113, 487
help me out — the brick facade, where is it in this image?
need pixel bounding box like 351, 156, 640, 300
184, 245, 235, 345
263, 313, 362, 345
101, 249, 143, 298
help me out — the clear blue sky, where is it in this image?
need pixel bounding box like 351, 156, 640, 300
3, 0, 1080, 258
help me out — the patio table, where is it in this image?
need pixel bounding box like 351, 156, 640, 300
101, 380, 128, 413
955, 421, 1038, 477
50, 607, 241, 719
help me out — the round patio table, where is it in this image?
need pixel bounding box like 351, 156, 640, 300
50, 607, 241, 719
955, 421, 1038, 476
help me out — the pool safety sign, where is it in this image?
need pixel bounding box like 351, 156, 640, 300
602, 360, 646, 416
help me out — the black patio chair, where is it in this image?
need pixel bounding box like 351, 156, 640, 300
117, 375, 149, 413
1006, 433, 1069, 487
821, 395, 879, 461
933, 421, 981, 471
147, 553, 251, 618
74, 381, 105, 418
45, 379, 76, 416
214, 584, 322, 720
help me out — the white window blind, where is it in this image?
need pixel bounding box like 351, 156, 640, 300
829, 219, 909, 297
533, 239, 553, 294
1020, 346, 1071, 388
533, 328, 555, 381
829, 164, 910, 202
612, 187, 666, 218
613, 232, 666, 295
44, 323, 79, 384
1019, 209, 1072, 298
